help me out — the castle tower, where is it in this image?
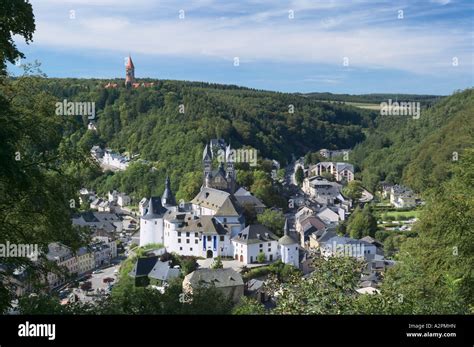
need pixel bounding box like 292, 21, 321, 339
161, 176, 176, 207
279, 219, 299, 268
139, 197, 166, 246
125, 54, 135, 87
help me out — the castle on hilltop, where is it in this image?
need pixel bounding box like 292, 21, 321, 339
104, 54, 155, 89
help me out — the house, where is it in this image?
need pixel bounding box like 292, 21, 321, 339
72, 211, 123, 234
296, 215, 327, 247
319, 149, 350, 159
90, 236, 117, 267
46, 243, 78, 289
317, 207, 342, 225
234, 187, 266, 214
129, 256, 180, 287
76, 246, 94, 275
308, 227, 337, 249
232, 224, 280, 264
309, 162, 354, 182
302, 176, 344, 205
295, 206, 316, 222
390, 185, 416, 209
108, 190, 131, 207
102, 149, 130, 171
183, 268, 244, 304
319, 236, 377, 261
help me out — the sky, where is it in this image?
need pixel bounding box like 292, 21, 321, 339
9, 0, 474, 95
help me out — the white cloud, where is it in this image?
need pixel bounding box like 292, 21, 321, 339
27, 0, 472, 75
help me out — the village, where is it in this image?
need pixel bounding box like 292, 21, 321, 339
4, 132, 423, 308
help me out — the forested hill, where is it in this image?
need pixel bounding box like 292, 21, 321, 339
41, 78, 377, 193
302, 92, 443, 106
350, 88, 474, 192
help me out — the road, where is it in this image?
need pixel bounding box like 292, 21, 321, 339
71, 263, 120, 303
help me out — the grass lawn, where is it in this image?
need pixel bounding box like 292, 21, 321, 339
384, 210, 421, 219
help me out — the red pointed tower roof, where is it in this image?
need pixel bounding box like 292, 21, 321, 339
126, 55, 134, 69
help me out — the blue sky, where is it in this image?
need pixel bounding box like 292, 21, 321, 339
10, 0, 474, 95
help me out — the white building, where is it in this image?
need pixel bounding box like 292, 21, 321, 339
390, 185, 416, 209
139, 197, 167, 246
302, 176, 345, 205
309, 162, 354, 182
319, 236, 377, 261
231, 224, 280, 264
278, 220, 299, 267
101, 148, 130, 171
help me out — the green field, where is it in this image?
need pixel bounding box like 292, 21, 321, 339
383, 210, 421, 219
344, 102, 381, 110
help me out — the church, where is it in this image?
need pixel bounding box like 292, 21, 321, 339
138, 141, 300, 266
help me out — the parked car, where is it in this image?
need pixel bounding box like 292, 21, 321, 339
92, 270, 103, 274
103, 277, 115, 283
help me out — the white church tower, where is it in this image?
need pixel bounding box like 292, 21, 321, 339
279, 219, 299, 268
139, 197, 166, 246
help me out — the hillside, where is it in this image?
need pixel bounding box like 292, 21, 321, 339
350, 88, 474, 192
38, 78, 377, 197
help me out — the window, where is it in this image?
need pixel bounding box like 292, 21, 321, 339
155, 221, 157, 225
178, 232, 181, 237
268, 242, 271, 246
186, 239, 190, 244
186, 232, 190, 237
259, 244, 263, 248
223, 218, 227, 223
195, 239, 198, 244
179, 247, 182, 251
207, 236, 212, 241
195, 232, 198, 237
220, 236, 224, 241
190, 248, 193, 251
178, 238, 181, 243
268, 248, 271, 252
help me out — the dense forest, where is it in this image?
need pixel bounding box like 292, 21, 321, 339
35, 77, 377, 199
303, 91, 444, 106
349, 88, 474, 192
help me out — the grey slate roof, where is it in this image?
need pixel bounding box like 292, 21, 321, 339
279, 219, 298, 245
185, 268, 243, 288
129, 256, 159, 277
142, 196, 167, 219
162, 176, 176, 206
232, 224, 279, 245
191, 187, 241, 216
148, 260, 180, 281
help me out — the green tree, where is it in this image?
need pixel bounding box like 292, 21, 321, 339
257, 209, 285, 236
257, 252, 266, 263
343, 180, 363, 201
232, 297, 266, 315
211, 256, 223, 269
295, 166, 304, 185
0, 0, 35, 74
346, 204, 377, 239
266, 256, 363, 314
